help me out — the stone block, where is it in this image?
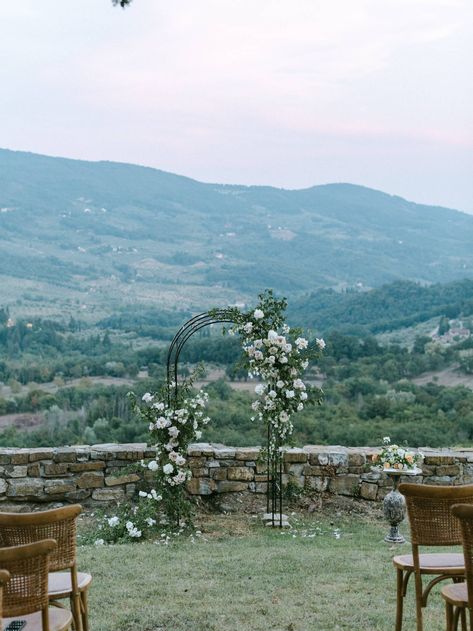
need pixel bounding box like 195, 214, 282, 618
69, 461, 105, 473
0, 450, 13, 465
210, 468, 227, 481
9, 466, 28, 478
65, 489, 92, 502
207, 460, 220, 468
0, 479, 7, 494
27, 463, 40, 477
424, 476, 454, 485
44, 463, 69, 477
54, 448, 77, 463
213, 447, 236, 459
78, 472, 105, 489
193, 468, 209, 478
227, 467, 254, 481
313, 451, 348, 467
283, 449, 307, 463
44, 479, 77, 495
188, 457, 207, 467
28, 448, 55, 462
235, 448, 261, 461
217, 481, 248, 493
435, 465, 461, 477
6, 478, 44, 497
187, 443, 214, 457
285, 463, 305, 476
303, 465, 326, 476
424, 455, 456, 465
186, 478, 216, 495
92, 488, 125, 501
105, 473, 139, 487
348, 452, 366, 466
328, 474, 360, 496
11, 451, 29, 465
360, 482, 378, 501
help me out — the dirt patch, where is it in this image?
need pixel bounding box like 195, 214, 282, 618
412, 365, 473, 389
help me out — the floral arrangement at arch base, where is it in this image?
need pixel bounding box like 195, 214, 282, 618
122, 289, 324, 534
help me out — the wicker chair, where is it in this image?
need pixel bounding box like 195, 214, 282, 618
0, 506, 91, 631
393, 483, 473, 631
0, 539, 72, 631
0, 567, 11, 628
441, 504, 473, 631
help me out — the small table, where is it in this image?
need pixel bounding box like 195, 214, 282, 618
375, 467, 422, 543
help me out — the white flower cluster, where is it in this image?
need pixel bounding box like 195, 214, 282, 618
233, 307, 322, 454
141, 389, 210, 486
125, 520, 142, 538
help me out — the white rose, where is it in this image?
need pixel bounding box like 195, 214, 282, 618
293, 379, 305, 390
276, 380, 285, 388
295, 337, 308, 350
316, 338, 326, 350
251, 401, 260, 410
253, 309, 264, 319
147, 460, 159, 471
152, 401, 165, 411
285, 390, 295, 399
168, 426, 180, 438
254, 350, 263, 360
267, 355, 276, 364
279, 411, 289, 422
243, 322, 253, 333
142, 392, 154, 403
163, 463, 174, 475
195, 430, 202, 439
297, 403, 304, 411
146, 517, 157, 527
280, 356, 288, 364
107, 516, 119, 527
176, 454, 186, 466
300, 392, 308, 400
138, 490, 148, 498
255, 384, 266, 395
267, 330, 278, 340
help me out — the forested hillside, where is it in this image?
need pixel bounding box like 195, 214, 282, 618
2, 148, 473, 318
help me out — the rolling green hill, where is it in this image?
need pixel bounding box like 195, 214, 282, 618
2, 148, 473, 316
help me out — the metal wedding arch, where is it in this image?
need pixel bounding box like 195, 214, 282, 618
165, 311, 285, 527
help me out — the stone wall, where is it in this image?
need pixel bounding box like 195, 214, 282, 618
1, 443, 473, 506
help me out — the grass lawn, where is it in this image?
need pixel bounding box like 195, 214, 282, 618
77, 511, 453, 631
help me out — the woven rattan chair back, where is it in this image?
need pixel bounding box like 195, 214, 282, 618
0, 568, 11, 627
0, 505, 81, 571
452, 504, 473, 621
400, 483, 473, 546
0, 539, 56, 619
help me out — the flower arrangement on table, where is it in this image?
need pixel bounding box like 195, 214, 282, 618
372, 436, 423, 472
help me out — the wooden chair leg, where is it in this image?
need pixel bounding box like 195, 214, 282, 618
80, 589, 89, 631
71, 592, 83, 631
460, 607, 467, 631
446, 602, 454, 631
453, 607, 462, 631
395, 568, 404, 631
414, 572, 424, 631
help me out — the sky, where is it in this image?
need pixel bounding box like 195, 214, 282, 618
0, 0, 472, 212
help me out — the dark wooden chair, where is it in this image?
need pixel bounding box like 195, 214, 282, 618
442, 504, 473, 630
0, 539, 73, 631
0, 505, 92, 631
393, 483, 473, 631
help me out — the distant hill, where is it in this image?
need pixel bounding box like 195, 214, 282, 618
2, 148, 473, 314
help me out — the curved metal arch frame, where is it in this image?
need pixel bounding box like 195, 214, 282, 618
165, 312, 284, 527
